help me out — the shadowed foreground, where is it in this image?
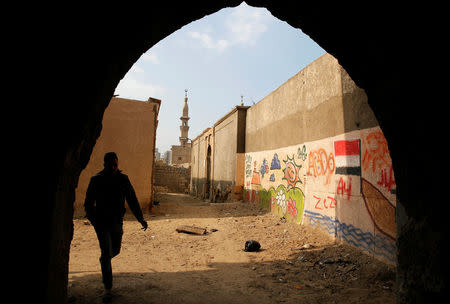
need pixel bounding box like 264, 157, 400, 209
69, 194, 395, 303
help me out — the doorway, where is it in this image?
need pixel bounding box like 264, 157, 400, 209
206, 145, 212, 199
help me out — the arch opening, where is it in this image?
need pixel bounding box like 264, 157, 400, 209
69, 3, 398, 303
37, 2, 443, 303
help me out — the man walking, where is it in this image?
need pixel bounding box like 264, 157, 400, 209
84, 152, 148, 302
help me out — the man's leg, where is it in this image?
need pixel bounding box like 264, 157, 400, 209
94, 226, 114, 290
110, 222, 123, 258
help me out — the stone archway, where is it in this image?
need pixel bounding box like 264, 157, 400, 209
28, 2, 442, 303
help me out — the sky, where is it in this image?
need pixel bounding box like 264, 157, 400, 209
114, 2, 325, 153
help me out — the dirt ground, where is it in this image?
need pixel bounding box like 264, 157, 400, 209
69, 193, 396, 304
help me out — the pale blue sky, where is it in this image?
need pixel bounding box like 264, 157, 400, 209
114, 2, 325, 153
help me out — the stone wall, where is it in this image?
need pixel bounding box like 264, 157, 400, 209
171, 144, 191, 165
154, 160, 191, 193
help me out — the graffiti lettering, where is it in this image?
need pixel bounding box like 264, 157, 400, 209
377, 164, 396, 192
314, 195, 337, 210
337, 177, 352, 200
307, 148, 335, 184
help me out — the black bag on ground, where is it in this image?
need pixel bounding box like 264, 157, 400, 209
244, 240, 261, 252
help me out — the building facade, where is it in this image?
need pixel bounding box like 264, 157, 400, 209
74, 96, 160, 216
190, 105, 250, 201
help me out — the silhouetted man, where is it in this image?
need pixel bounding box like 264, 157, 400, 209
84, 152, 148, 302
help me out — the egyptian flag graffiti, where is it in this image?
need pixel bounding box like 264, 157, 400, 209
334, 139, 361, 175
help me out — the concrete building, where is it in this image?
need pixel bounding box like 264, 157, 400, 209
74, 96, 160, 216
190, 106, 249, 200
170, 90, 192, 166
190, 53, 396, 264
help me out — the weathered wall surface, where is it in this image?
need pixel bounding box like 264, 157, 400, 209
190, 139, 200, 194
191, 107, 248, 201
246, 54, 344, 152
171, 144, 191, 165
213, 109, 238, 198
244, 127, 396, 264
154, 160, 190, 193
74, 97, 159, 216
243, 54, 395, 264
190, 128, 214, 198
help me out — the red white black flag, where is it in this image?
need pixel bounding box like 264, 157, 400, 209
334, 139, 361, 176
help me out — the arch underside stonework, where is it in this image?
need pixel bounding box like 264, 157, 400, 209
28, 2, 443, 303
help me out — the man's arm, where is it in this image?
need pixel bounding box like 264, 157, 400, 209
123, 175, 147, 230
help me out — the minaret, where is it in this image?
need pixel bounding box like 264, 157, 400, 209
179, 89, 190, 147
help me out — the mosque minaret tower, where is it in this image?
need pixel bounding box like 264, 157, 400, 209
179, 89, 190, 147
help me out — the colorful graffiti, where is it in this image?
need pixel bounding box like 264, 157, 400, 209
307, 148, 335, 184
243, 127, 397, 264
361, 130, 396, 193
245, 155, 253, 178
377, 164, 396, 193
336, 176, 352, 200
259, 185, 304, 223
313, 195, 337, 210
361, 178, 396, 240
260, 159, 269, 178
282, 155, 302, 190
303, 210, 396, 263
297, 145, 307, 161
362, 130, 391, 173
270, 153, 281, 170
334, 140, 361, 176
251, 161, 260, 186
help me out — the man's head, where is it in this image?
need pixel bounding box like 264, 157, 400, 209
104, 152, 119, 174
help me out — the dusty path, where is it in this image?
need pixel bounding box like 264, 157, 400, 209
69, 193, 396, 303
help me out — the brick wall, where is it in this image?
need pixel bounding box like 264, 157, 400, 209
154, 160, 191, 193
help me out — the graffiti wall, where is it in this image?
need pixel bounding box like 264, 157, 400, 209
244, 126, 396, 264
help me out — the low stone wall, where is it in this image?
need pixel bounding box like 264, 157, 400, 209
154, 161, 191, 193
